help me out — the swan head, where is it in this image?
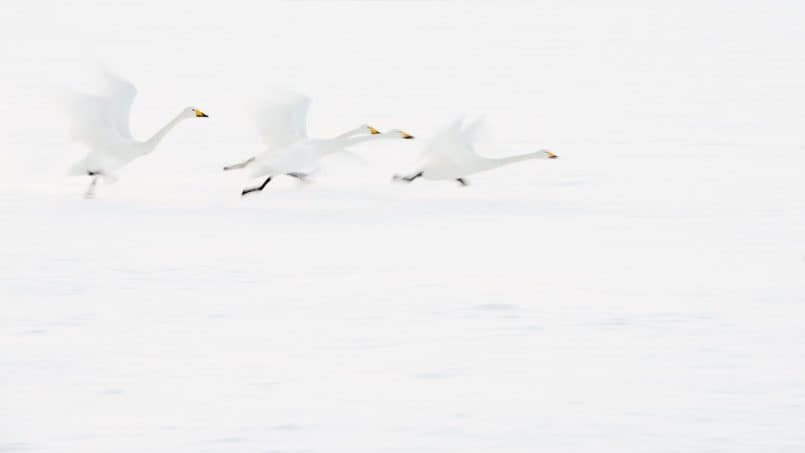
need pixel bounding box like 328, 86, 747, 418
360, 124, 381, 135
540, 149, 558, 159
186, 107, 209, 118
386, 129, 415, 139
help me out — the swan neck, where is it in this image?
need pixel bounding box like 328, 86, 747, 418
312, 134, 378, 158
332, 126, 364, 140
337, 134, 381, 148
480, 152, 541, 170
143, 111, 186, 153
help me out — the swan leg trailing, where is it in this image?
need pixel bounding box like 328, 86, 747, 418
241, 177, 273, 196
392, 171, 423, 183
239, 171, 311, 196
286, 172, 310, 182
223, 157, 256, 171
84, 171, 101, 199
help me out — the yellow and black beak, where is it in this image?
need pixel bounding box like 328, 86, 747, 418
401, 131, 415, 139
546, 151, 558, 159
194, 109, 209, 118
368, 126, 380, 135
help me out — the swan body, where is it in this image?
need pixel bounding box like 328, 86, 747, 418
231, 91, 414, 196
247, 130, 414, 179
393, 117, 557, 186
66, 70, 208, 197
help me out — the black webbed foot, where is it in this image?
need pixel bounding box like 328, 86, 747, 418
392, 171, 424, 183
241, 176, 272, 197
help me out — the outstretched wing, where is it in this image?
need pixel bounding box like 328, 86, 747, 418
98, 70, 137, 139
66, 70, 138, 148
459, 115, 488, 151
254, 91, 310, 150
421, 116, 479, 167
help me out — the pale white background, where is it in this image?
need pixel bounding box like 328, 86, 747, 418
1, 1, 804, 452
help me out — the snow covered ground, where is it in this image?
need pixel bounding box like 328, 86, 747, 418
2, 1, 805, 451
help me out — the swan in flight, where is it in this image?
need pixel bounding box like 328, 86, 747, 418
225, 91, 414, 196
241, 128, 415, 196
392, 117, 557, 186
222, 123, 381, 171
66, 70, 208, 198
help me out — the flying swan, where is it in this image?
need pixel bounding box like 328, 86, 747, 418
225, 91, 414, 196
392, 116, 557, 186
66, 70, 208, 198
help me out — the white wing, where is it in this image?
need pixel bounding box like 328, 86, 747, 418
98, 70, 137, 139
253, 91, 310, 150
421, 117, 480, 167
460, 115, 488, 150
65, 70, 138, 149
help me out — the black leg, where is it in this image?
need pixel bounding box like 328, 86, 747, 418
85, 171, 102, 199
456, 178, 469, 186
241, 176, 272, 196
392, 171, 424, 183
286, 172, 310, 182
224, 157, 255, 171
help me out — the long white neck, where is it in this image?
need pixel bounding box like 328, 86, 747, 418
332, 126, 366, 140
336, 133, 388, 148
312, 133, 384, 158
141, 111, 187, 154
476, 151, 547, 172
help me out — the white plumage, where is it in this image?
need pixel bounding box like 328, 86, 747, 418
394, 116, 557, 186
224, 91, 414, 196
66, 70, 208, 197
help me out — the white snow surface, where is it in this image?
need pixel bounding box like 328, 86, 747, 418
2, 1, 805, 452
